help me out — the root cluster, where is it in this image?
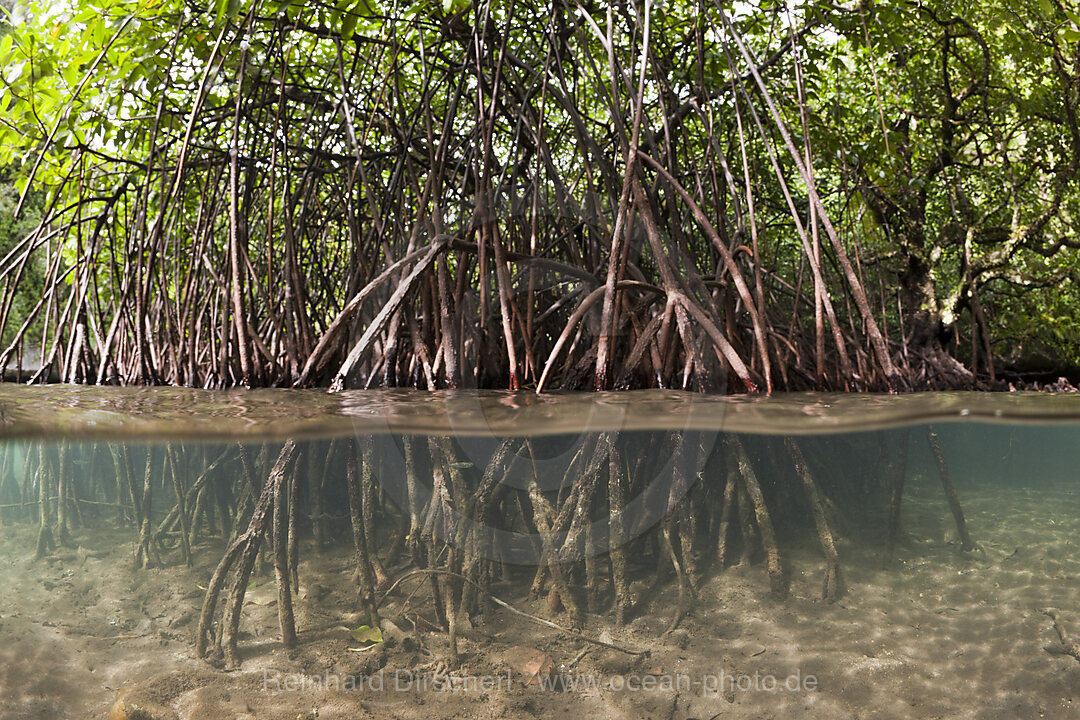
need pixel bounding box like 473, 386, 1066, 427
0, 424, 979, 668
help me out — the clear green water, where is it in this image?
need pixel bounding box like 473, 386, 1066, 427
1, 389, 1079, 719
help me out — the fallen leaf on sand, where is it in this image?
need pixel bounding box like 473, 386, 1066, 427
349, 625, 384, 645
504, 645, 555, 685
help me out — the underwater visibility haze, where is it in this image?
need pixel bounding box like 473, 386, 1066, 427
0, 388, 1079, 719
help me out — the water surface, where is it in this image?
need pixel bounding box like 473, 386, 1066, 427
2, 386, 1079, 439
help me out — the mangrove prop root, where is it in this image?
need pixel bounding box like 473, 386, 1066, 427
559, 433, 614, 565
56, 441, 73, 547
359, 437, 389, 589
222, 443, 297, 668
421, 439, 455, 631
730, 437, 787, 597
444, 569, 459, 667
431, 438, 469, 664
195, 535, 246, 658
459, 438, 522, 619
229, 444, 259, 541
736, 480, 758, 566
424, 544, 449, 632
528, 563, 548, 600
660, 520, 688, 634
784, 437, 844, 601
166, 444, 192, 567
307, 446, 327, 552
172, 447, 234, 549
671, 432, 705, 592
188, 486, 208, 548
883, 429, 910, 568
288, 443, 301, 589
135, 447, 160, 569
196, 441, 298, 667
716, 463, 737, 568
584, 520, 602, 614
402, 435, 425, 565
274, 443, 299, 650
553, 433, 615, 623
346, 441, 380, 628
927, 427, 976, 552
526, 471, 584, 627
608, 442, 632, 624
34, 443, 55, 560
222, 541, 264, 666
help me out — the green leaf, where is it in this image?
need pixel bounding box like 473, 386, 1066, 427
1039, 0, 1053, 15
348, 624, 383, 644
341, 12, 358, 39
1065, 8, 1080, 26
1063, 27, 1080, 43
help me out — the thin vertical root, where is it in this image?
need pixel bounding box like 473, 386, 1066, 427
784, 437, 844, 601
730, 437, 787, 597
194, 441, 298, 668
883, 429, 910, 567
927, 427, 976, 552
660, 519, 688, 634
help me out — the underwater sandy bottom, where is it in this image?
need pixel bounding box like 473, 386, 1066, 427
2, 477, 1079, 720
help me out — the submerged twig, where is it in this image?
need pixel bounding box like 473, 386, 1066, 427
377, 568, 650, 657
1044, 609, 1080, 664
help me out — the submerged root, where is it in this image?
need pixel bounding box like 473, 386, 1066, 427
527, 482, 584, 627
358, 437, 391, 589
660, 520, 689, 634
784, 438, 844, 602
0, 426, 984, 666
608, 442, 632, 624
346, 441, 381, 631
730, 437, 787, 598
273, 444, 299, 650
927, 427, 977, 553
134, 449, 161, 569
196, 441, 299, 668
34, 523, 55, 560
883, 429, 910, 568
715, 466, 738, 568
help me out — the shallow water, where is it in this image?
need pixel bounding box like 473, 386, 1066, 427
1, 388, 1079, 719
2, 386, 1080, 439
